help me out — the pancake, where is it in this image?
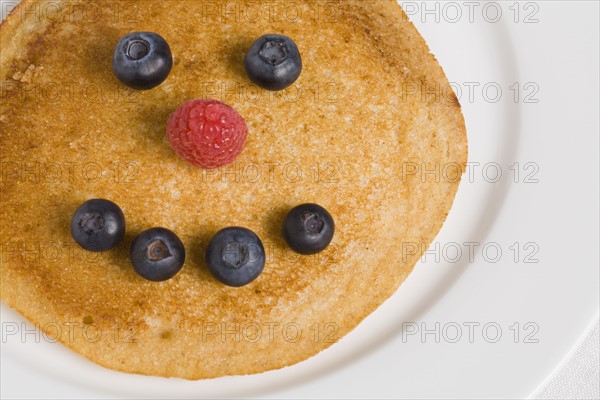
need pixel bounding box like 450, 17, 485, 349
0, 0, 467, 379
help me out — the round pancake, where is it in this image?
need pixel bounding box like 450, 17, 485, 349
0, 0, 467, 379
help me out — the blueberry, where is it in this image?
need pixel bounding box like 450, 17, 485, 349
71, 199, 125, 252
244, 34, 302, 91
112, 32, 173, 90
130, 228, 185, 282
205, 227, 265, 287
283, 203, 334, 255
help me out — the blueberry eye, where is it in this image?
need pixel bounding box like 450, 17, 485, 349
244, 34, 302, 91
258, 40, 289, 65
112, 32, 173, 90
126, 39, 150, 60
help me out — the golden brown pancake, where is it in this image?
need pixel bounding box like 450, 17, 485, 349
0, 0, 467, 379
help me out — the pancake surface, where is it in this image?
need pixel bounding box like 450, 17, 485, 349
0, 0, 467, 378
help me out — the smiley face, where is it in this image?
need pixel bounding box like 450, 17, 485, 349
108, 31, 329, 288
0, 0, 467, 380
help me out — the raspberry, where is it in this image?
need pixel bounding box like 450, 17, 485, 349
167, 99, 248, 169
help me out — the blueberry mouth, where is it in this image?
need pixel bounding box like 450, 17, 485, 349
301, 211, 324, 235
147, 239, 171, 261
71, 199, 125, 252
221, 242, 250, 269
283, 203, 334, 255
126, 39, 150, 60
206, 227, 265, 287
258, 40, 289, 66
78, 212, 105, 236
130, 227, 185, 282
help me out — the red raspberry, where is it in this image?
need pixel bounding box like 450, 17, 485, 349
167, 99, 248, 169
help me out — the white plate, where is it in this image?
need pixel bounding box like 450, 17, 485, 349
1, 1, 599, 398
